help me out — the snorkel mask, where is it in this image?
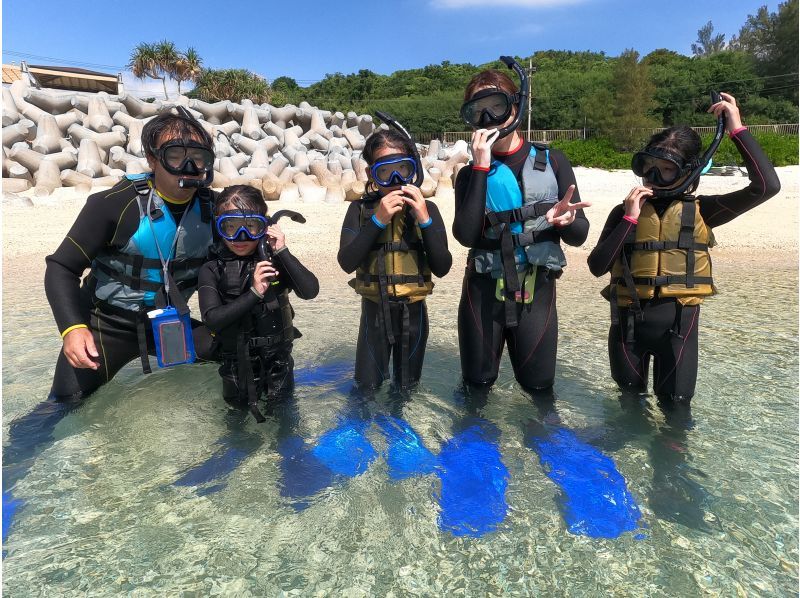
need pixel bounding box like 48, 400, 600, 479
369, 153, 418, 188
632, 91, 726, 198
374, 111, 423, 188
153, 106, 215, 189
460, 55, 528, 139
215, 209, 307, 242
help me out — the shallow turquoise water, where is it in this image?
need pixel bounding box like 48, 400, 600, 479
3, 259, 797, 596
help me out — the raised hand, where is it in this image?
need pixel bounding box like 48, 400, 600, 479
623, 186, 653, 221
267, 224, 285, 252
400, 185, 430, 224
374, 190, 406, 225
471, 128, 500, 169
545, 185, 592, 227
708, 92, 743, 133
252, 259, 279, 295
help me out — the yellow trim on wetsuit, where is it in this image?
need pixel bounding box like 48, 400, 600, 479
66, 236, 91, 263
61, 323, 88, 338
148, 180, 192, 205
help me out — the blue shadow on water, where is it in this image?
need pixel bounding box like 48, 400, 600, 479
375, 414, 437, 481
311, 418, 377, 477
436, 420, 509, 538
526, 423, 643, 539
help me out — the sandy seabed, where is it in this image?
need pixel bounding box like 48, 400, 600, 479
3, 166, 797, 338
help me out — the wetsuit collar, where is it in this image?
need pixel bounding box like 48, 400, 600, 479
492, 136, 525, 157
148, 179, 192, 205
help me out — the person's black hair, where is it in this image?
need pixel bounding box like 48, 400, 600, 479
215, 184, 267, 216
362, 128, 416, 193
141, 109, 213, 159
645, 125, 703, 193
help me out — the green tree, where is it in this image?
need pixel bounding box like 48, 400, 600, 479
605, 49, 658, 150
189, 68, 272, 103
692, 21, 726, 56
730, 0, 798, 102
129, 41, 204, 99
128, 42, 169, 100
173, 47, 203, 96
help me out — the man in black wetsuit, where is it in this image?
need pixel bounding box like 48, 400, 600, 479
44, 110, 219, 401
588, 93, 781, 402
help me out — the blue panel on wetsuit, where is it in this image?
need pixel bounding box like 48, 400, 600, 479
311, 418, 377, 477
277, 435, 335, 510
528, 426, 643, 538
375, 415, 437, 481
437, 423, 509, 537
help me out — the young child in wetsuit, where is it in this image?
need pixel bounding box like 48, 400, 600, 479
337, 127, 452, 390
198, 185, 318, 421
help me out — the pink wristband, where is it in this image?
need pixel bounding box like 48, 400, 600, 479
729, 126, 747, 138
472, 165, 490, 172
623, 215, 638, 225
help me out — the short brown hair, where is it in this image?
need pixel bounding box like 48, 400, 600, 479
464, 69, 518, 101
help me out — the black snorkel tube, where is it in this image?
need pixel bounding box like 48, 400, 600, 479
374, 111, 424, 188
495, 55, 529, 140
652, 91, 726, 198
257, 210, 307, 260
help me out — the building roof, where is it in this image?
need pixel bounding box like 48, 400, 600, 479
2, 64, 24, 84
24, 64, 119, 93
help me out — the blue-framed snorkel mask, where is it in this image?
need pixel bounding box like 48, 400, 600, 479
215, 211, 270, 241
370, 153, 418, 188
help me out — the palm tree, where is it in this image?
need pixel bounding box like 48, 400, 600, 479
154, 40, 180, 99
128, 42, 169, 99
174, 47, 203, 96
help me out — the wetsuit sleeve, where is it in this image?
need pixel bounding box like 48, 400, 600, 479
587, 205, 631, 277
698, 129, 781, 228
337, 200, 383, 273
420, 201, 452, 278
453, 166, 488, 247
44, 190, 128, 334
197, 261, 261, 333
273, 247, 319, 300
549, 149, 590, 247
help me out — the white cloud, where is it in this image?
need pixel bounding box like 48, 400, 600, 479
433, 0, 587, 7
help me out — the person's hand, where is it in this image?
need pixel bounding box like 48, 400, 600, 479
63, 328, 100, 370
374, 190, 406, 225
266, 224, 285, 252
400, 185, 429, 224
545, 185, 592, 227
252, 259, 279, 295
623, 186, 653, 220
708, 92, 743, 133
471, 128, 500, 169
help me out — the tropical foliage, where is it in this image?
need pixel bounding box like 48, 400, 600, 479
188, 69, 272, 104
128, 41, 203, 99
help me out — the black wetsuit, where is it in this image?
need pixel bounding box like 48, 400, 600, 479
587, 128, 781, 401
453, 140, 589, 392
44, 179, 219, 401
198, 244, 318, 405
338, 196, 452, 389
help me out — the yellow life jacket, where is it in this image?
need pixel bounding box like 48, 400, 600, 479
610, 198, 716, 307
349, 199, 433, 303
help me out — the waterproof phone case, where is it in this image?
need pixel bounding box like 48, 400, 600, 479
147, 306, 196, 368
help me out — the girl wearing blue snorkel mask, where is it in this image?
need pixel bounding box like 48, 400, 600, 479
198, 185, 319, 422
338, 127, 452, 390
588, 93, 781, 405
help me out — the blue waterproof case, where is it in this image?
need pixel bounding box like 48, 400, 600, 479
147, 306, 196, 368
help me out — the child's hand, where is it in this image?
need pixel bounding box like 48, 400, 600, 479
375, 190, 405, 225
267, 224, 285, 252
400, 185, 430, 224
252, 259, 279, 295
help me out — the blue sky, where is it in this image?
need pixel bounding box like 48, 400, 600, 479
2, 0, 780, 98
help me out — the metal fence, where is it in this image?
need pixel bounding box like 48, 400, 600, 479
420, 123, 798, 145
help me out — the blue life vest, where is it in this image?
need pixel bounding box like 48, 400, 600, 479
92, 175, 213, 312
471, 145, 566, 278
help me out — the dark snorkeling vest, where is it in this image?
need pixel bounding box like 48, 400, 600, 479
471, 145, 565, 327
608, 197, 716, 309
91, 175, 214, 313
350, 196, 434, 303
214, 249, 297, 422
